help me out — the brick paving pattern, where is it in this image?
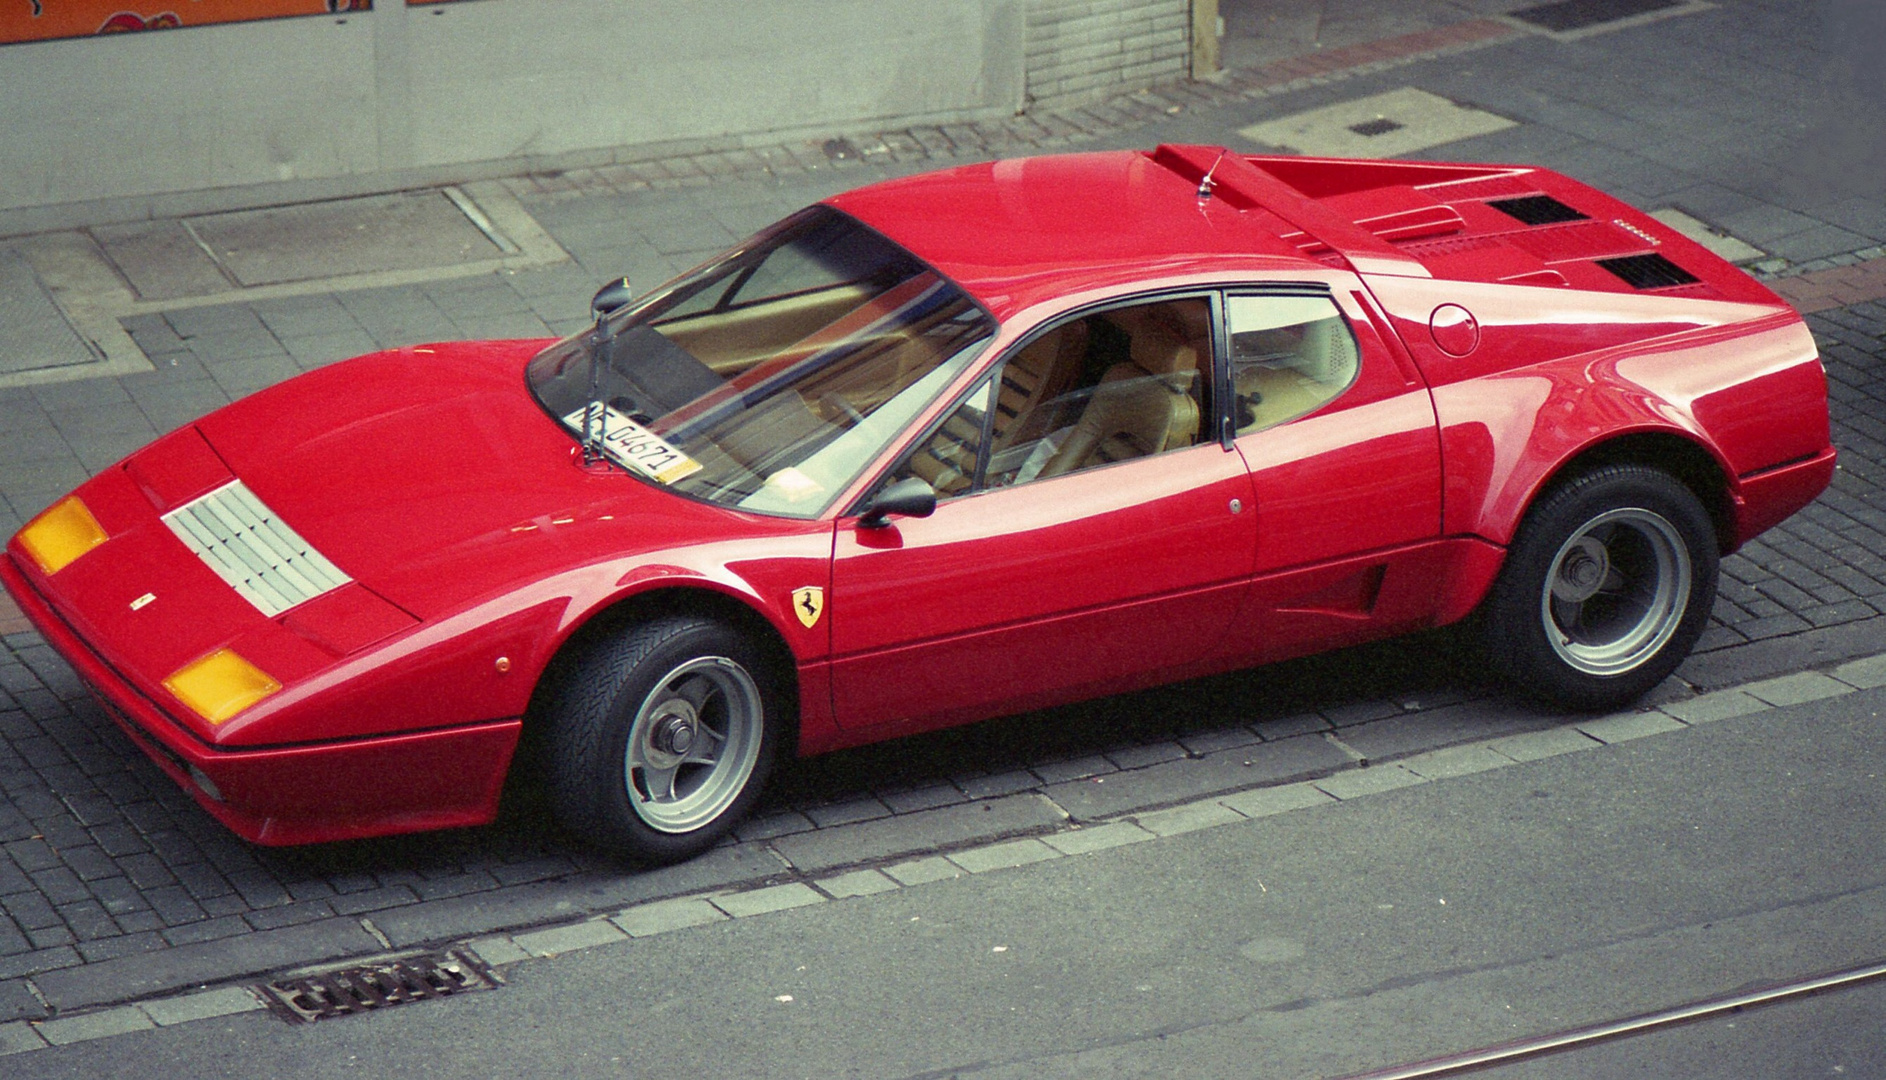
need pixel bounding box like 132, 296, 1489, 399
2, 0, 1884, 1016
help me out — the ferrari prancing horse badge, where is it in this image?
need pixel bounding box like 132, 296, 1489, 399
791, 586, 824, 628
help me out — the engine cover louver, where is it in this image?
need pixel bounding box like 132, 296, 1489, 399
1487, 195, 1589, 226
1597, 253, 1701, 290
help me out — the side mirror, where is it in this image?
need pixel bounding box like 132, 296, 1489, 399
590, 277, 634, 320
856, 477, 936, 529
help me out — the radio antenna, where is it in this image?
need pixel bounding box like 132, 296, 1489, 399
1196, 149, 1228, 201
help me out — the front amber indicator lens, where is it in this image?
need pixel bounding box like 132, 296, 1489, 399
163, 648, 282, 725
18, 496, 108, 574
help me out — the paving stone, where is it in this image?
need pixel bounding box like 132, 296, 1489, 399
802, 797, 893, 829
1833, 654, 1886, 689
1043, 821, 1158, 855
1397, 745, 1515, 780
1315, 765, 1427, 800
513, 919, 627, 957
465, 936, 532, 967
140, 986, 263, 1026
34, 1004, 152, 1045
884, 857, 964, 887
1135, 801, 1247, 837
0, 1018, 48, 1055
370, 844, 782, 949
948, 839, 1062, 874
770, 794, 1065, 874
1332, 700, 1561, 762
1575, 711, 1689, 744
816, 870, 900, 899
612, 897, 728, 937
1044, 734, 1351, 821
713, 883, 824, 918
1485, 727, 1603, 762
1741, 671, 1857, 707
956, 770, 1042, 800
0, 979, 45, 1023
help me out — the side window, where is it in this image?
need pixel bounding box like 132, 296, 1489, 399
892, 297, 1214, 499
895, 377, 994, 498
1227, 294, 1359, 435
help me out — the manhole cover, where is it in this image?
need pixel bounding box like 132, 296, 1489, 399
1511, 0, 1682, 33
0, 248, 100, 375
259, 949, 503, 1023
1239, 87, 1517, 159
188, 190, 506, 289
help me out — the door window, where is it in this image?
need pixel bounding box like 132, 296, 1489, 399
1226, 294, 1359, 435
891, 297, 1214, 497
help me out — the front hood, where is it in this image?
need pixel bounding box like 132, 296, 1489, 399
193, 341, 750, 619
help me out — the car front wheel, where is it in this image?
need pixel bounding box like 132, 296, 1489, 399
1483, 465, 1718, 711
544, 616, 779, 863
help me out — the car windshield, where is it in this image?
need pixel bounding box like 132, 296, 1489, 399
527, 207, 995, 517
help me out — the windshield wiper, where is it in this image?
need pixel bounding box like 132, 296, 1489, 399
582, 278, 635, 466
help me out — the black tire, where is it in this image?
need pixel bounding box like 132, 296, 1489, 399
543, 616, 781, 864
1483, 465, 1718, 711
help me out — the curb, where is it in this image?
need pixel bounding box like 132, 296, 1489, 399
5, 649, 1884, 1057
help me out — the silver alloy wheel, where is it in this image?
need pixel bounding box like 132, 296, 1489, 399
1539, 507, 1692, 677
622, 656, 765, 833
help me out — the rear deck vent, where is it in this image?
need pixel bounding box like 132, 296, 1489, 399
260, 949, 502, 1023
1597, 253, 1700, 290
1488, 195, 1588, 226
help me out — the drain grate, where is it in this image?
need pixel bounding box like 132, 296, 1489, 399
1511, 0, 1681, 33
1347, 118, 1406, 138
1487, 195, 1589, 226
259, 949, 502, 1023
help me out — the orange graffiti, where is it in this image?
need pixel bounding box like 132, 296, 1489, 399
3, 1, 369, 46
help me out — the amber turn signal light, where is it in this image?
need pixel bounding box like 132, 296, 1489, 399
163, 648, 282, 725
17, 496, 108, 575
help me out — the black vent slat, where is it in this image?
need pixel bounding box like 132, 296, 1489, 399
1597, 253, 1700, 290
1487, 195, 1589, 226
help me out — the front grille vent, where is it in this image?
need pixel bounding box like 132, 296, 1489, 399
1597, 253, 1701, 290
1488, 195, 1589, 226
260, 950, 502, 1023
162, 480, 350, 617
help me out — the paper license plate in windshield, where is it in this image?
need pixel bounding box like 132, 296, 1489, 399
563, 406, 704, 484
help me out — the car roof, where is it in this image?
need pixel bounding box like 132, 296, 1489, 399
824, 149, 1332, 321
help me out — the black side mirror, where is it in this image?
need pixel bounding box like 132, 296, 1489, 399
856, 477, 937, 529
591, 277, 634, 320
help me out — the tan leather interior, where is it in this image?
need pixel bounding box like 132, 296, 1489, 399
1040, 309, 1200, 478
905, 322, 1089, 494
1233, 315, 1358, 433
659, 284, 872, 374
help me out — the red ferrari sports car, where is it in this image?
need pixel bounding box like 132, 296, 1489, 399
3, 145, 1833, 863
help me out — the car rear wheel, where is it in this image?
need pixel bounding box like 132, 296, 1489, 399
544, 616, 779, 863
1483, 465, 1718, 711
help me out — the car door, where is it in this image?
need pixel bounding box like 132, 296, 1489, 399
1217, 282, 1445, 663
827, 293, 1258, 735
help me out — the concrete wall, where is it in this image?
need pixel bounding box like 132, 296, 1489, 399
0, 0, 1195, 233
0, 1, 1026, 232
1026, 0, 1192, 108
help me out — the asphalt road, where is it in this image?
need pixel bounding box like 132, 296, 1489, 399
7, 682, 1882, 1078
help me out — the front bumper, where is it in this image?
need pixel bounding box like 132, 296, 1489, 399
1, 553, 520, 846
